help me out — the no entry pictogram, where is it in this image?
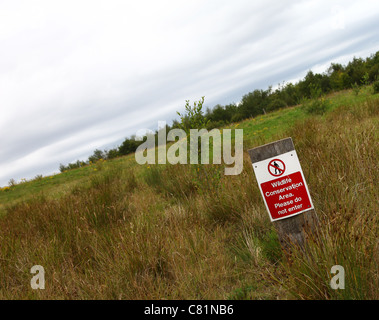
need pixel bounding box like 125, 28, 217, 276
268, 159, 285, 177
249, 138, 317, 249
249, 138, 314, 223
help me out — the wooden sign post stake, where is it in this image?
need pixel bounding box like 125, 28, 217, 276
248, 137, 319, 251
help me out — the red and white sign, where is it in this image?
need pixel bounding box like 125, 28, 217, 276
268, 159, 286, 177
252, 151, 313, 221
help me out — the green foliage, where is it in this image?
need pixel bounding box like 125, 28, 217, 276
254, 229, 282, 263
304, 97, 329, 115
346, 57, 365, 87
8, 178, 17, 187
142, 164, 197, 199
206, 120, 226, 130
176, 96, 209, 133
142, 165, 163, 188
373, 80, 379, 94
309, 83, 322, 99
267, 99, 287, 112
59, 160, 87, 173
231, 113, 244, 123
105, 148, 120, 159
239, 89, 270, 118
176, 97, 212, 166
34, 174, 43, 181
57, 51, 379, 174
88, 149, 106, 163
352, 82, 360, 96
361, 72, 370, 86
227, 285, 257, 300
119, 135, 143, 156
368, 64, 379, 82
1, 90, 378, 299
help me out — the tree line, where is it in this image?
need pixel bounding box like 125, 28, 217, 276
59, 51, 379, 172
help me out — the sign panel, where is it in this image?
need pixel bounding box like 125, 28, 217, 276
252, 150, 313, 221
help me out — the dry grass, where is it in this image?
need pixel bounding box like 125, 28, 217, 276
277, 98, 379, 299
0, 94, 377, 300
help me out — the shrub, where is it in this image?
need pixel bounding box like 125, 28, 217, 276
34, 174, 43, 181
231, 113, 244, 123
352, 82, 360, 96
206, 120, 226, 130
88, 149, 107, 163
8, 178, 17, 187
267, 99, 287, 112
309, 83, 323, 99
304, 97, 329, 115
176, 97, 209, 134
373, 80, 379, 94
106, 148, 120, 159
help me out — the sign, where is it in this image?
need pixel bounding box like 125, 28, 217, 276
252, 150, 314, 222
248, 138, 318, 249
268, 159, 285, 177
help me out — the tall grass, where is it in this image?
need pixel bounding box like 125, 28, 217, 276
278, 97, 379, 299
0, 93, 377, 299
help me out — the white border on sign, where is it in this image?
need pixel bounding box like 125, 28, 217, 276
252, 150, 314, 222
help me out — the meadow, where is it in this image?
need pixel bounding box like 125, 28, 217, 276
0, 87, 378, 299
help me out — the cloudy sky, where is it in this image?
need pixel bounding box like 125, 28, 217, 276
1, 0, 378, 186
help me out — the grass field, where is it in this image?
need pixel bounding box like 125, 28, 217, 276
0, 87, 378, 299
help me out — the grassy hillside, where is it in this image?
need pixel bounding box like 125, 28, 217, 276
0, 87, 378, 299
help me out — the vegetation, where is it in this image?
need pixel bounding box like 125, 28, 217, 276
373, 80, 379, 94
0, 84, 378, 299
57, 52, 379, 173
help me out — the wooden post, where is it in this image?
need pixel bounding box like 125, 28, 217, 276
248, 137, 319, 251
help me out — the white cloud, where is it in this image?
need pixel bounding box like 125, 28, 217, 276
1, 0, 379, 185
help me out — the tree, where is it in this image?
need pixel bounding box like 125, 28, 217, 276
106, 148, 120, 159
176, 96, 209, 133
239, 89, 270, 118
345, 57, 365, 87
119, 136, 140, 156
88, 149, 106, 163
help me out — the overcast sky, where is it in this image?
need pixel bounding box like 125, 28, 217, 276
1, 0, 378, 186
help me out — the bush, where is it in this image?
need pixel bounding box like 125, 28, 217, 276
34, 174, 43, 181
8, 178, 17, 187
106, 148, 120, 159
88, 149, 106, 163
267, 99, 287, 112
373, 80, 379, 94
206, 120, 226, 130
352, 82, 360, 96
304, 97, 329, 115
231, 113, 244, 123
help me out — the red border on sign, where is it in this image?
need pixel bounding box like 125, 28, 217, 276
268, 159, 286, 177
261, 171, 312, 221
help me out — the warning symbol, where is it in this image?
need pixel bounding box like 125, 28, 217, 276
268, 159, 286, 177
